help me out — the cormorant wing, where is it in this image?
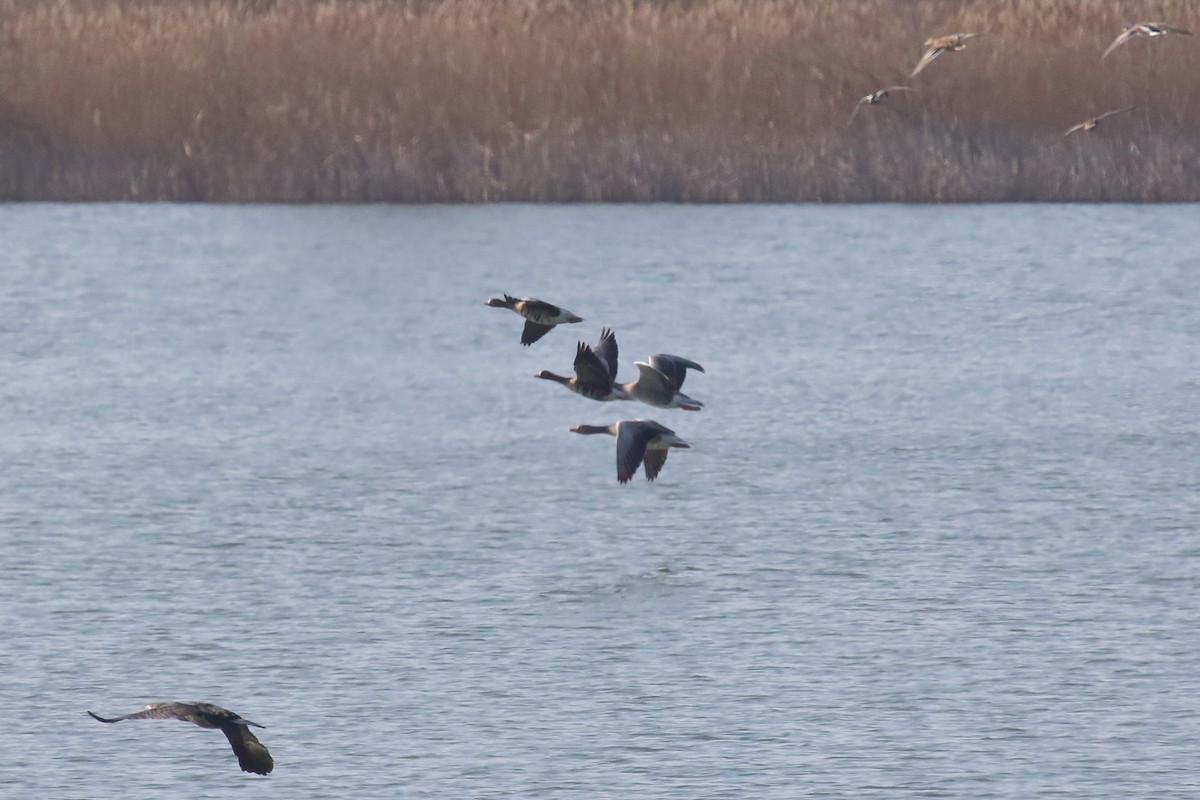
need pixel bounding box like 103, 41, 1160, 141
88, 702, 196, 724
222, 724, 274, 775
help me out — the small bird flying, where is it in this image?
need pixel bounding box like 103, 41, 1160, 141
88, 702, 274, 775
484, 294, 584, 346
848, 86, 918, 123
1102, 22, 1193, 59
911, 33, 980, 77
1063, 107, 1133, 137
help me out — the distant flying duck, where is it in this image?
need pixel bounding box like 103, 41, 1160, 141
1063, 107, 1133, 136
484, 294, 584, 346
1102, 22, 1193, 59
910, 33, 979, 77
569, 419, 691, 483
535, 327, 631, 401
848, 86, 918, 123
88, 702, 274, 775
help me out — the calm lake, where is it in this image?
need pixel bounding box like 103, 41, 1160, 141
1, 203, 1197, 798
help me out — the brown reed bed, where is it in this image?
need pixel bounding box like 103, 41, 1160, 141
0, 0, 1198, 202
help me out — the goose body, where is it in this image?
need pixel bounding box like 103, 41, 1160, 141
625, 355, 706, 410
570, 419, 690, 483
535, 327, 631, 401
484, 293, 584, 345
88, 702, 273, 775
1063, 107, 1133, 136
1102, 22, 1193, 59
910, 32, 979, 77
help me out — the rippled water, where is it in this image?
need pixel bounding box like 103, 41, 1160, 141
1, 203, 1197, 798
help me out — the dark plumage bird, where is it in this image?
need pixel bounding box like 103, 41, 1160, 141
569, 419, 691, 483
484, 294, 584, 345
88, 702, 274, 775
1063, 107, 1133, 136
1102, 22, 1193, 59
535, 327, 630, 401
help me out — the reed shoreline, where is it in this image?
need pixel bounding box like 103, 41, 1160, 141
1, 0, 1198, 202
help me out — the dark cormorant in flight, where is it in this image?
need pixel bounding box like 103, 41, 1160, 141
88, 702, 274, 775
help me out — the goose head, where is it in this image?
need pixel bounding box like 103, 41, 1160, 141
535, 370, 571, 384
569, 424, 613, 436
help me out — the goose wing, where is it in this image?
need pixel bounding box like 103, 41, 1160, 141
592, 327, 619, 380
520, 320, 555, 346
641, 446, 670, 482
519, 298, 561, 320
646, 354, 704, 389
222, 724, 274, 775
632, 362, 677, 406
614, 421, 663, 483
572, 341, 614, 399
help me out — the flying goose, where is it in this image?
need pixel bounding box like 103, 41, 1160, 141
88, 702, 273, 775
848, 86, 918, 124
484, 294, 584, 345
910, 33, 979, 77
1102, 22, 1193, 59
569, 419, 690, 483
535, 327, 631, 401
626, 354, 706, 410
1063, 107, 1133, 136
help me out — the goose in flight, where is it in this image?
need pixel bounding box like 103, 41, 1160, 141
1102, 22, 1193, 59
1063, 107, 1133, 136
910, 33, 979, 77
535, 327, 631, 401
484, 293, 584, 345
848, 86, 918, 123
626, 354, 706, 410
535, 328, 706, 409
569, 419, 690, 483
88, 702, 274, 775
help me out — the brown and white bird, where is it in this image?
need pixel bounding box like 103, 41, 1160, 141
535, 327, 630, 401
624, 354, 706, 410
1063, 107, 1133, 136
848, 86, 919, 123
88, 702, 274, 775
910, 33, 979, 77
569, 419, 691, 483
484, 294, 584, 346
1102, 22, 1193, 59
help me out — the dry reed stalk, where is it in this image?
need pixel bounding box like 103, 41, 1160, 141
0, 0, 1197, 201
